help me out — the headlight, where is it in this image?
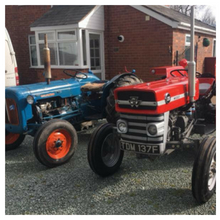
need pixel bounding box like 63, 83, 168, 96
117, 119, 128, 133
148, 124, 157, 135
26, 95, 34, 104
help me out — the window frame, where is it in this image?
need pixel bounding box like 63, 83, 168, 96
28, 35, 38, 67
185, 34, 191, 46
31, 28, 89, 69
185, 34, 191, 61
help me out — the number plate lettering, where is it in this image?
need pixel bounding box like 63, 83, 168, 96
120, 141, 160, 154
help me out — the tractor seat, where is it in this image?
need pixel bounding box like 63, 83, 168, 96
198, 78, 215, 96
81, 82, 106, 92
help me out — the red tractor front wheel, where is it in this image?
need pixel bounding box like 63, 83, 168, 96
33, 119, 78, 168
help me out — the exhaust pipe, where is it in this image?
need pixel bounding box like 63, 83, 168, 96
188, 6, 196, 102
44, 34, 51, 85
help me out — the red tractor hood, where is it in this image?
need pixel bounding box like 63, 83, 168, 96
114, 76, 199, 115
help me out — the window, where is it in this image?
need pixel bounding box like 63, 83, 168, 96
29, 35, 38, 66
57, 30, 76, 40
29, 29, 81, 67
185, 34, 191, 61
39, 43, 58, 65
89, 34, 101, 70
28, 29, 104, 78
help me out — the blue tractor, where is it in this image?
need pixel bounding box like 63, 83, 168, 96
5, 35, 142, 167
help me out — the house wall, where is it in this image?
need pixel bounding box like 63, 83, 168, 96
6, 5, 215, 85
5, 6, 51, 84
172, 29, 215, 73
104, 5, 173, 82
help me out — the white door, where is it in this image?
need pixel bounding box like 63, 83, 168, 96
89, 33, 105, 79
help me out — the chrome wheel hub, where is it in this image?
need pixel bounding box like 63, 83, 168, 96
101, 133, 120, 167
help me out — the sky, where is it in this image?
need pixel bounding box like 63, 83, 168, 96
196, 5, 216, 20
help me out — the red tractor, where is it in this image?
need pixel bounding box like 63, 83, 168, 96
87, 6, 216, 204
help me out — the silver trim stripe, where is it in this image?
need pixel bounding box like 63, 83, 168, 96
128, 122, 146, 127
116, 92, 187, 107
121, 134, 147, 141
120, 114, 164, 121
116, 100, 157, 106
121, 134, 164, 142
129, 128, 146, 134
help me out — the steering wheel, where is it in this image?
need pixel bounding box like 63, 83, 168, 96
170, 69, 187, 77
63, 69, 81, 77
63, 69, 88, 79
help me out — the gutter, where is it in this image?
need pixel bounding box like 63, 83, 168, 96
178, 22, 216, 36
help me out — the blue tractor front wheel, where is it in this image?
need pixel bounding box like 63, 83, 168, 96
33, 119, 78, 168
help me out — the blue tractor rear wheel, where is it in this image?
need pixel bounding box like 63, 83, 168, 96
105, 75, 143, 124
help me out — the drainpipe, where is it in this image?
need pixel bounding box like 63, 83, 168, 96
188, 6, 196, 102
44, 34, 51, 85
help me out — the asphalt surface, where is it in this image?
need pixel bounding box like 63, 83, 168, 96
5, 123, 216, 215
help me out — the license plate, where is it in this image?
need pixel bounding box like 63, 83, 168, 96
120, 141, 160, 154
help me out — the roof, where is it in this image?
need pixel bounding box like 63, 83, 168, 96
30, 5, 96, 27
144, 5, 216, 31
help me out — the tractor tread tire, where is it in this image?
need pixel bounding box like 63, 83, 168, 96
106, 75, 143, 124
33, 119, 78, 168
6, 133, 25, 151
192, 136, 216, 203
88, 123, 124, 177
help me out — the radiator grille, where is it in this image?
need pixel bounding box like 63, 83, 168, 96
117, 91, 157, 110
119, 113, 164, 143
5, 98, 19, 125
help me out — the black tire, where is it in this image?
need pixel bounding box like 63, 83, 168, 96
192, 136, 216, 203
88, 123, 124, 177
106, 75, 143, 124
33, 119, 78, 168
6, 132, 25, 151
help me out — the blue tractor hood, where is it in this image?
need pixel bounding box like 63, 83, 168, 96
5, 73, 100, 133
5, 73, 100, 101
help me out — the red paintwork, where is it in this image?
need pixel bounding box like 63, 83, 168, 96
150, 66, 188, 78
179, 59, 188, 68
114, 75, 199, 115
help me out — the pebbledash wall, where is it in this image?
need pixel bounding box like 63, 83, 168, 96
6, 5, 215, 84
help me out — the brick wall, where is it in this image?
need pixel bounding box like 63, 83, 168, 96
104, 6, 173, 82
6, 5, 215, 85
172, 29, 215, 73
5, 6, 51, 84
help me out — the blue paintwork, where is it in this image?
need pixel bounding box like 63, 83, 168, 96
5, 70, 136, 136
5, 73, 100, 134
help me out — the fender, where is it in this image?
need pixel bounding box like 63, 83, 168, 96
100, 73, 137, 117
